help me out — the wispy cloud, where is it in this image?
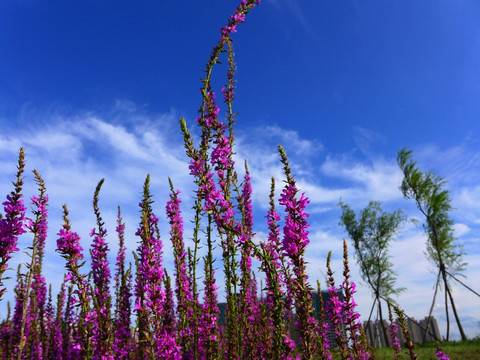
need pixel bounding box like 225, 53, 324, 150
321, 155, 404, 204
266, 0, 316, 38
235, 124, 322, 207
353, 127, 387, 156
283, 0, 315, 36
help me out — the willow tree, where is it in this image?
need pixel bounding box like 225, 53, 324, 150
339, 200, 406, 346
397, 148, 467, 341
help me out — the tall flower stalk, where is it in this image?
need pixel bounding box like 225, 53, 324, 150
259, 177, 296, 359
326, 252, 348, 359
199, 215, 220, 360
278, 145, 318, 360
16, 170, 48, 360
316, 280, 331, 360
179, 3, 260, 359
113, 207, 132, 359
393, 306, 417, 360
90, 179, 113, 359
387, 300, 401, 360
134, 175, 180, 359
0, 148, 27, 301
341, 239, 369, 360
166, 179, 194, 357
1, 302, 13, 359
237, 168, 261, 358
56, 205, 92, 359
49, 279, 66, 360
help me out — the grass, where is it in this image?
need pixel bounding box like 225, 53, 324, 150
372, 338, 480, 360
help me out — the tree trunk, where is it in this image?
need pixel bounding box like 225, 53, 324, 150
441, 265, 467, 341
377, 295, 389, 347
367, 297, 377, 324
423, 269, 441, 344
444, 285, 450, 341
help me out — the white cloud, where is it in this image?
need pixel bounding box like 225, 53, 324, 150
321, 155, 404, 204
90, 117, 153, 161
235, 124, 322, 208
236, 124, 322, 163
0, 136, 22, 153
456, 185, 480, 218
417, 143, 480, 185
453, 223, 470, 237
295, 180, 354, 205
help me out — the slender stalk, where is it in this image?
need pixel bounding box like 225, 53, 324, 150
393, 306, 417, 360
16, 171, 47, 360
0, 148, 27, 301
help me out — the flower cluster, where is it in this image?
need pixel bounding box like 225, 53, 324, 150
277, 146, 319, 359
220, 0, 261, 41
57, 228, 84, 275
90, 225, 113, 358
436, 347, 450, 360
29, 193, 48, 257
113, 209, 133, 358
134, 175, 183, 358
198, 266, 220, 359
16, 174, 49, 360
0, 149, 27, 300
0, 194, 27, 259
166, 183, 195, 354
341, 239, 370, 360
56, 205, 92, 358
279, 182, 310, 259
388, 300, 402, 359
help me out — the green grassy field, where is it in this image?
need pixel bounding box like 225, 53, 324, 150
372, 339, 480, 360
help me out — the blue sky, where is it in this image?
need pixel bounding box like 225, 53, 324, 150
1, 0, 479, 339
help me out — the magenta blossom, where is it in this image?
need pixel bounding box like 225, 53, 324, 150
436, 348, 450, 360
279, 183, 310, 258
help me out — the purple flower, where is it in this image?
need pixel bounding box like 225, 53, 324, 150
0, 196, 27, 257
155, 331, 182, 360
388, 321, 401, 359
166, 184, 195, 354
90, 230, 112, 358
57, 228, 83, 266
436, 347, 450, 360
29, 193, 49, 260
0, 149, 27, 299
12, 276, 29, 356
13, 175, 49, 360
196, 90, 221, 129
49, 279, 66, 360
198, 267, 220, 359
279, 183, 310, 259
135, 176, 180, 357
113, 209, 133, 359
278, 146, 318, 357
259, 179, 299, 358
56, 206, 92, 357
219, 0, 260, 41
339, 240, 370, 359
189, 157, 206, 177
89, 179, 114, 358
